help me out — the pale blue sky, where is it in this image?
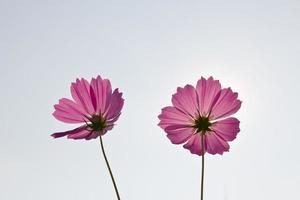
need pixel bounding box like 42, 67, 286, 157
1, 0, 300, 199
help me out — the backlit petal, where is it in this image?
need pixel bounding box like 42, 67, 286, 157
183, 134, 205, 156
51, 126, 87, 138
104, 89, 124, 120
205, 131, 229, 155
211, 117, 240, 141
172, 85, 199, 117
158, 106, 193, 129
53, 98, 87, 123
70, 78, 95, 115
210, 88, 241, 120
165, 125, 195, 144
196, 76, 222, 116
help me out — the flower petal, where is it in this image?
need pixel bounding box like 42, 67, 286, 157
89, 79, 98, 111
90, 76, 113, 114
104, 89, 124, 120
158, 106, 193, 129
101, 79, 113, 113
196, 76, 222, 116
210, 88, 241, 120
183, 134, 205, 156
211, 117, 240, 141
205, 132, 229, 155
51, 126, 87, 138
90, 76, 102, 112
164, 125, 195, 144
53, 98, 87, 123
67, 129, 91, 140
171, 85, 199, 117
70, 78, 95, 115
85, 131, 99, 140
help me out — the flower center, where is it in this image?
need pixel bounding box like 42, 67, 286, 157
87, 115, 107, 131
193, 116, 211, 133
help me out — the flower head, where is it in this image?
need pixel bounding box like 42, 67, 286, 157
158, 77, 241, 155
51, 76, 124, 140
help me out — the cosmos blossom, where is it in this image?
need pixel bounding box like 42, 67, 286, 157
158, 76, 241, 200
158, 76, 241, 155
51, 76, 124, 140
51, 75, 123, 200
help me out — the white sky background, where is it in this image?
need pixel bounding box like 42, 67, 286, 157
1, 0, 300, 199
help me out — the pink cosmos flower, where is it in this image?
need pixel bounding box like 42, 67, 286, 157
158, 76, 241, 155
51, 76, 124, 140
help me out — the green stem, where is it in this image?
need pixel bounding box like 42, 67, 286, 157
99, 135, 121, 200
201, 132, 205, 200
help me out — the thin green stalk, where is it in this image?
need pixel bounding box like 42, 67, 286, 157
201, 132, 205, 200
99, 135, 121, 200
